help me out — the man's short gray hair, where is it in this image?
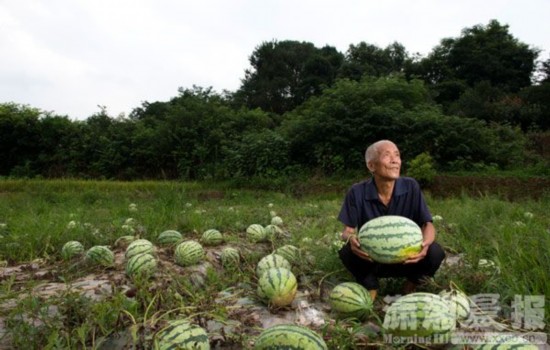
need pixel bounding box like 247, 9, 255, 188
365, 140, 395, 169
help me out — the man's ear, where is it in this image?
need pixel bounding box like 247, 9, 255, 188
367, 160, 375, 173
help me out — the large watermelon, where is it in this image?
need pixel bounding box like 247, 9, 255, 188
358, 215, 422, 263
256, 253, 291, 278
253, 323, 328, 349
86, 246, 115, 267
126, 253, 157, 279
329, 282, 373, 320
155, 319, 210, 350
61, 241, 84, 260
174, 240, 205, 267
125, 239, 154, 259
257, 267, 298, 307
383, 292, 455, 337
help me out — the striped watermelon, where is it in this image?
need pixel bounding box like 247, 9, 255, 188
157, 230, 183, 245
155, 319, 210, 350
257, 267, 298, 307
126, 253, 157, 278
256, 253, 291, 278
61, 241, 84, 260
439, 289, 470, 320
470, 336, 539, 350
174, 240, 205, 267
201, 229, 223, 246
247, 224, 267, 243
86, 246, 115, 267
270, 216, 283, 226
253, 323, 327, 350
329, 282, 373, 320
114, 235, 136, 249
358, 215, 423, 263
125, 239, 154, 259
274, 245, 300, 265
220, 247, 240, 268
383, 292, 455, 337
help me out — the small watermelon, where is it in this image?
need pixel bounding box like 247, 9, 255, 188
61, 241, 84, 260
264, 224, 283, 238
157, 230, 183, 246
329, 282, 373, 320
358, 215, 423, 263
246, 224, 267, 243
274, 245, 300, 265
256, 253, 291, 278
253, 323, 327, 349
201, 229, 223, 246
114, 235, 136, 249
383, 292, 455, 337
155, 319, 210, 350
257, 267, 298, 307
220, 247, 240, 268
126, 253, 157, 279
270, 216, 283, 226
125, 239, 154, 259
86, 246, 115, 267
174, 240, 205, 267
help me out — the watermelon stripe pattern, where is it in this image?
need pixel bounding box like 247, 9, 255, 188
256, 253, 291, 277
157, 230, 182, 245
125, 239, 154, 259
439, 290, 471, 320
253, 324, 328, 350
257, 267, 298, 307
358, 215, 423, 263
247, 224, 267, 243
126, 253, 157, 278
61, 241, 84, 260
329, 282, 373, 320
174, 240, 205, 267
156, 319, 210, 350
86, 246, 115, 267
383, 292, 455, 337
220, 247, 240, 267
274, 245, 300, 265
201, 229, 223, 246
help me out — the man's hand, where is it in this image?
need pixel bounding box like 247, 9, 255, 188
404, 242, 429, 264
349, 234, 373, 262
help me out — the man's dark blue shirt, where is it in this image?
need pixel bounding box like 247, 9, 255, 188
338, 176, 432, 229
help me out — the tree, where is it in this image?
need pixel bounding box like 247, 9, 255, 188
407, 20, 539, 111
339, 41, 408, 80
235, 40, 344, 115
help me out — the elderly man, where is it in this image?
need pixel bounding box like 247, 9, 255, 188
338, 140, 445, 301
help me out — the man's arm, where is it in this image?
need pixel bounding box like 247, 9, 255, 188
404, 221, 435, 264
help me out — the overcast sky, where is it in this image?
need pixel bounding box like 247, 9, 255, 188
1, 0, 548, 120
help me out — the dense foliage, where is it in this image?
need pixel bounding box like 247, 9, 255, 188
1, 20, 548, 180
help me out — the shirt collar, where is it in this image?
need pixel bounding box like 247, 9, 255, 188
365, 177, 408, 200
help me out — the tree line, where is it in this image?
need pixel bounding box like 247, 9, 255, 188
1, 19, 549, 180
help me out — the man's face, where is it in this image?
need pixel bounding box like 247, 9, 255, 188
369, 142, 401, 180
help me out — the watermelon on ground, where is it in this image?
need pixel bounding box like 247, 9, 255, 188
329, 282, 373, 320
174, 240, 205, 267
155, 319, 210, 350
253, 323, 327, 349
126, 253, 157, 279
125, 239, 154, 259
86, 245, 115, 267
257, 267, 298, 307
256, 253, 291, 278
61, 241, 84, 260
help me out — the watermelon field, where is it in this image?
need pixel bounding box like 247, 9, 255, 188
0, 179, 548, 349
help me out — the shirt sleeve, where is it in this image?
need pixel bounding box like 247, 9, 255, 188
412, 179, 432, 225
338, 187, 358, 228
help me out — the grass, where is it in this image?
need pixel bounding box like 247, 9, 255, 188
0, 179, 548, 349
